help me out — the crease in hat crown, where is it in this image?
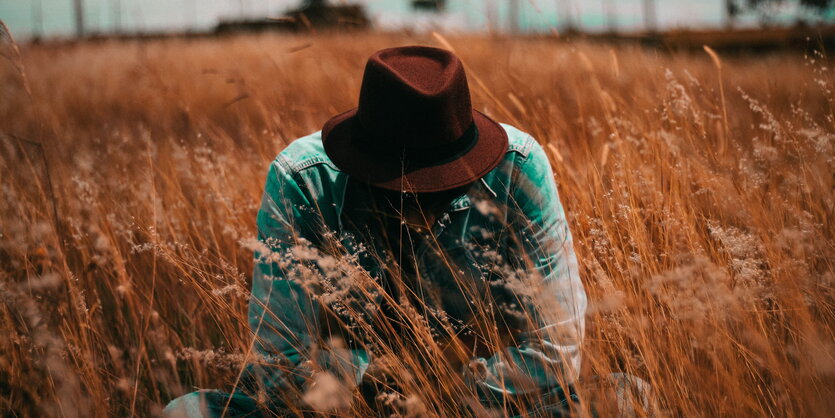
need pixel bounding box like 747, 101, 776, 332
372, 46, 460, 96
356, 45, 473, 152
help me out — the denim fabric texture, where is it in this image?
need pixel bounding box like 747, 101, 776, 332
164, 123, 587, 417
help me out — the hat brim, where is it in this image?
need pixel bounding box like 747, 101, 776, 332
322, 108, 508, 193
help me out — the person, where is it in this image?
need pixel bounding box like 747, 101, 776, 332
164, 45, 587, 417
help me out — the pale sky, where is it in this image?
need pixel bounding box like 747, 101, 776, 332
1, 0, 832, 40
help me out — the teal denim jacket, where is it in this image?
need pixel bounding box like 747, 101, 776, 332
243, 123, 586, 413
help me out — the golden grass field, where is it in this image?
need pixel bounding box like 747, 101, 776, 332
1, 31, 833, 416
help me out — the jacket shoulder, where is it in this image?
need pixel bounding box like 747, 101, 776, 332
275, 131, 339, 173
499, 123, 536, 159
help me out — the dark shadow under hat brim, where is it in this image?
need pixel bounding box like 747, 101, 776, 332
322, 108, 509, 193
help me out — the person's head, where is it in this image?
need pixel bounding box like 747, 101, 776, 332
320, 46, 508, 195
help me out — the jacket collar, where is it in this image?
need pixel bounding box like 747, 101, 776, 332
335, 174, 498, 231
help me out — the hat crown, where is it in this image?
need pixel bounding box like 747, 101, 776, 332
356, 46, 473, 152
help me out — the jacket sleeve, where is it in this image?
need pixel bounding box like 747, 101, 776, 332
241, 156, 369, 407
464, 139, 587, 409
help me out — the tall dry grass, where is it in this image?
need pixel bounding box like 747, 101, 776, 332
0, 32, 833, 416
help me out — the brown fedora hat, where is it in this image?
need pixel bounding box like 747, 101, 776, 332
322, 46, 508, 193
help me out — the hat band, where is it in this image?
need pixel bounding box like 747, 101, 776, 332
352, 122, 479, 167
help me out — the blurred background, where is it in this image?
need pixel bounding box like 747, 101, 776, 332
2, 0, 834, 41
1, 1, 834, 417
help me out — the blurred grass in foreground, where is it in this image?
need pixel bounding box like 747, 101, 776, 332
1, 32, 833, 416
